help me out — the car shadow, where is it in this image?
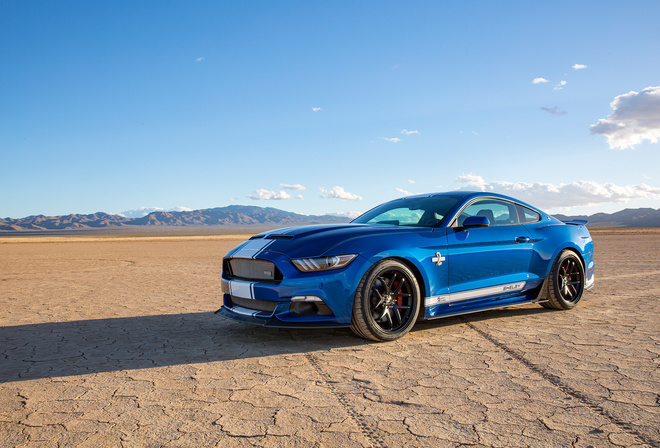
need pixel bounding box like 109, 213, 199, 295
0, 313, 363, 383
1, 305, 553, 383
412, 304, 553, 333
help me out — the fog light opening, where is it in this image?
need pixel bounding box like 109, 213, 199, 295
289, 297, 333, 316
291, 295, 323, 302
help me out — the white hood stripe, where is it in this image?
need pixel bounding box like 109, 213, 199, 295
232, 238, 275, 259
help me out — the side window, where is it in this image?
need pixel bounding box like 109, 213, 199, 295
516, 205, 541, 223
456, 199, 520, 226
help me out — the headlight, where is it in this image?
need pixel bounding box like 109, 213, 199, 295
291, 254, 357, 272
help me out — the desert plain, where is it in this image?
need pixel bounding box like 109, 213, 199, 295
0, 232, 659, 447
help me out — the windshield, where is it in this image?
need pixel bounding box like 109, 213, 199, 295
352, 195, 461, 227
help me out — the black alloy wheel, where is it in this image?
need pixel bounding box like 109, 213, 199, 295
542, 250, 585, 310
352, 260, 421, 341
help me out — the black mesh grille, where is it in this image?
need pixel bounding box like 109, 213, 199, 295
230, 296, 278, 313
226, 258, 282, 282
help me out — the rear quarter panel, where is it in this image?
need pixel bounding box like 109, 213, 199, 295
523, 220, 594, 279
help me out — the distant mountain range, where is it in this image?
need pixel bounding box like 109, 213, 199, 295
0, 205, 349, 232
552, 207, 660, 228
1, 205, 659, 232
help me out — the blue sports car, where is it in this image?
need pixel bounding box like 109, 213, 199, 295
216, 191, 595, 341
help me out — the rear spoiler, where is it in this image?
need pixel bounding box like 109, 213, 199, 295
563, 219, 589, 226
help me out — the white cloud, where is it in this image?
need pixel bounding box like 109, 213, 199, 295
280, 184, 306, 191
248, 189, 292, 200
456, 174, 486, 189
456, 175, 660, 210
590, 86, 660, 150
328, 211, 363, 219
312, 107, 322, 112
118, 206, 192, 218
554, 80, 567, 90
408, 179, 416, 184
572, 63, 587, 70
541, 106, 567, 115
119, 207, 163, 218
383, 137, 402, 143
401, 129, 420, 135
195, 57, 205, 62
395, 188, 413, 196
319, 186, 362, 201
532, 77, 549, 84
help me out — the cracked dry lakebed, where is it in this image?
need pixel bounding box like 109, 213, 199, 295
0, 233, 659, 447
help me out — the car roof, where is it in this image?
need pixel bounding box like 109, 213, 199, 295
400, 191, 545, 215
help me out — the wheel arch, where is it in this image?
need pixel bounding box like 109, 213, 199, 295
383, 256, 428, 302
552, 244, 586, 270
533, 241, 587, 280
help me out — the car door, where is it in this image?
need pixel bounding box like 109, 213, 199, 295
445, 198, 534, 306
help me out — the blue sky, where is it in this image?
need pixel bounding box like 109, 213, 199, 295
2, 1, 659, 219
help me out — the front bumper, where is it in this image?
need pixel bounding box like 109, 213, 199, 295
217, 252, 371, 328
215, 306, 351, 328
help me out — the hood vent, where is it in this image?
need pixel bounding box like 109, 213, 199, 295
266, 234, 294, 240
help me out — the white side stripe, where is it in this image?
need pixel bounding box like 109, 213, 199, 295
425, 281, 526, 307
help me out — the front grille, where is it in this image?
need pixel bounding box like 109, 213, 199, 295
225, 258, 282, 282
230, 296, 278, 313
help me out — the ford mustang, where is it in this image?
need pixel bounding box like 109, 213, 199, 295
216, 191, 595, 341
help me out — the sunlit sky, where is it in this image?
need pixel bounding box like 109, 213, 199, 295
2, 1, 659, 219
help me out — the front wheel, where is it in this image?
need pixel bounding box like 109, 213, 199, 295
542, 250, 585, 310
351, 260, 421, 341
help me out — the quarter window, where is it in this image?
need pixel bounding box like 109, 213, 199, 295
516, 205, 541, 223
456, 199, 519, 227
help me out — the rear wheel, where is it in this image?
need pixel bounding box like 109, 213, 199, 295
351, 260, 421, 341
542, 250, 585, 310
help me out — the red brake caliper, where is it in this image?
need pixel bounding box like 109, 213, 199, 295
394, 281, 403, 306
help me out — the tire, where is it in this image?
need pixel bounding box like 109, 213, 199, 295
542, 250, 585, 310
351, 259, 421, 341
539, 301, 554, 309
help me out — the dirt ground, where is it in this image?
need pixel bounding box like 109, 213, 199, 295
0, 233, 659, 447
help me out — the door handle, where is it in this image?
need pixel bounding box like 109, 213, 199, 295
515, 236, 531, 243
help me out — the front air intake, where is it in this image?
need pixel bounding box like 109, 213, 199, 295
226, 258, 282, 282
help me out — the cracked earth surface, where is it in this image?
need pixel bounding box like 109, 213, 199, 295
0, 234, 659, 447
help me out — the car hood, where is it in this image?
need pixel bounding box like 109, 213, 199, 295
228, 224, 427, 259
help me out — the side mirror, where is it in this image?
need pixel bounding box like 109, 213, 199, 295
462, 215, 490, 228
